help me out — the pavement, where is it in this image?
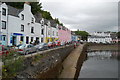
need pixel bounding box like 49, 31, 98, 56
58, 44, 84, 78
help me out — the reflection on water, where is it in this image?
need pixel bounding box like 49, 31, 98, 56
87, 51, 118, 60
79, 51, 119, 78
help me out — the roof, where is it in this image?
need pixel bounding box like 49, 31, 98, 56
7, 5, 23, 17
34, 13, 42, 23
44, 18, 48, 25
110, 33, 117, 39
50, 20, 57, 28
88, 35, 105, 38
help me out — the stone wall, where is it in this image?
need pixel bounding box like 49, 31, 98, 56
15, 45, 74, 79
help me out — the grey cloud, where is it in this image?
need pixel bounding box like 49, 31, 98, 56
41, 0, 118, 32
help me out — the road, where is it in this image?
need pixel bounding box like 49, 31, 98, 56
59, 44, 84, 78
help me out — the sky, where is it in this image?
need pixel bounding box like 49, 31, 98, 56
40, 0, 119, 33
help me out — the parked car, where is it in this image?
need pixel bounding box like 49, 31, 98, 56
0, 45, 9, 56
0, 45, 15, 56
35, 43, 48, 51
48, 42, 53, 48
16, 44, 38, 55
55, 41, 61, 46
52, 42, 56, 47
60, 42, 65, 46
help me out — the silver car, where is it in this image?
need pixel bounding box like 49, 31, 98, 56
35, 43, 48, 51
16, 44, 38, 55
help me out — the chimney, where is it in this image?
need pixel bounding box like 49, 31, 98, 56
25, 2, 30, 5
24, 2, 31, 11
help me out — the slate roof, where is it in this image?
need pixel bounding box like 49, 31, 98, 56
34, 13, 42, 23
50, 20, 57, 28
88, 35, 105, 38
44, 18, 48, 25
7, 5, 23, 17
110, 33, 117, 39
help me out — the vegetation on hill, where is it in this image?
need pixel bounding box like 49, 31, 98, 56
75, 30, 89, 40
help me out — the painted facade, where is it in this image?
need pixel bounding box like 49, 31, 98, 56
58, 26, 71, 43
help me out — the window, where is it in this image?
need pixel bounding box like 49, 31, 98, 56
26, 36, 29, 44
31, 17, 34, 23
2, 35, 6, 41
2, 8, 6, 16
20, 36, 24, 41
53, 31, 54, 36
41, 29, 44, 35
2, 21, 6, 29
31, 37, 33, 42
56, 32, 58, 36
41, 38, 43, 42
48, 31, 50, 35
21, 14, 24, 20
31, 27, 34, 33
21, 25, 24, 32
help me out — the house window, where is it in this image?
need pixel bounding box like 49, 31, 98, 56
2, 21, 6, 29
31, 27, 34, 33
26, 36, 29, 44
31, 17, 34, 23
2, 8, 6, 16
48, 31, 50, 35
56, 32, 58, 36
41, 29, 44, 35
21, 25, 24, 32
20, 36, 24, 41
21, 14, 24, 20
41, 38, 43, 42
31, 37, 33, 42
53, 31, 54, 36
2, 35, 6, 41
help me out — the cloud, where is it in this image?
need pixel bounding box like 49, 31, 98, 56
41, 0, 118, 32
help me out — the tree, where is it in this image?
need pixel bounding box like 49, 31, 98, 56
75, 31, 89, 40
41, 10, 53, 20
117, 32, 120, 38
54, 18, 60, 24
6, 2, 42, 14
30, 2, 42, 14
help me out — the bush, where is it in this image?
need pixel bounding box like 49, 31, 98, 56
2, 57, 25, 78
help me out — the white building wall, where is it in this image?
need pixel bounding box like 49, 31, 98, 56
0, 3, 8, 45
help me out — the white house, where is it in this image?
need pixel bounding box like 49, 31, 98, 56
0, 3, 8, 45
88, 32, 112, 43
0, 2, 59, 46
0, 3, 43, 46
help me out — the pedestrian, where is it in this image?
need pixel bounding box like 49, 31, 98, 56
20, 41, 23, 44
74, 42, 77, 48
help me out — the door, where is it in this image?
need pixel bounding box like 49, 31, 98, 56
12, 36, 17, 46
1, 35, 6, 45
26, 36, 29, 44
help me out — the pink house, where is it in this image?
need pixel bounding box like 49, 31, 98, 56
58, 26, 71, 43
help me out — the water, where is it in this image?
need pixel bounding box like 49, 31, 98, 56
78, 51, 119, 78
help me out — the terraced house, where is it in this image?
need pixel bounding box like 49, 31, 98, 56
0, 2, 60, 46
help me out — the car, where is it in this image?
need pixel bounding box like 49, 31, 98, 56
0, 45, 15, 56
35, 43, 48, 51
16, 44, 38, 55
60, 42, 65, 46
48, 42, 53, 48
52, 42, 56, 47
0, 45, 9, 56
55, 41, 61, 46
